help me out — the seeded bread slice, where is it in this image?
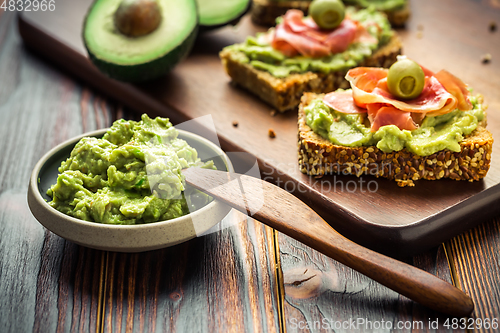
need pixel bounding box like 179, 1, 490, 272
251, 0, 410, 27
220, 35, 402, 112
298, 92, 493, 187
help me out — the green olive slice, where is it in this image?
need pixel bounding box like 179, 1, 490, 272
309, 0, 346, 30
387, 58, 425, 100
114, 0, 162, 37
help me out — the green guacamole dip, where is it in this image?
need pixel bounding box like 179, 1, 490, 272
223, 7, 393, 78
304, 93, 485, 156
47, 115, 214, 225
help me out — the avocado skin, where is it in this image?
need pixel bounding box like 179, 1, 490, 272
84, 26, 198, 83
198, 0, 251, 32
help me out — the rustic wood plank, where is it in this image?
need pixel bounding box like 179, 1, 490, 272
279, 233, 467, 332
102, 215, 281, 332
445, 218, 500, 331
0, 11, 115, 332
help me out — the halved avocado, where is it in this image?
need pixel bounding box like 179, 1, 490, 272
83, 0, 198, 82
197, 0, 251, 30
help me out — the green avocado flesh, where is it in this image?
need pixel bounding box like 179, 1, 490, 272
342, 0, 406, 12
196, 0, 250, 27
304, 93, 485, 156
223, 7, 393, 78
47, 115, 215, 225
83, 0, 197, 82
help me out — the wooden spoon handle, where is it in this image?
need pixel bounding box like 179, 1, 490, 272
183, 168, 474, 316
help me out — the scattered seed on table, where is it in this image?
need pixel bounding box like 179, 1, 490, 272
481, 53, 492, 64
490, 21, 497, 32
232, 121, 238, 127
268, 129, 276, 138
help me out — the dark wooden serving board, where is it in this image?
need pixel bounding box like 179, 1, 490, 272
18, 0, 500, 257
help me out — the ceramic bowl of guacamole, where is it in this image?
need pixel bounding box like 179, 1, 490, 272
28, 121, 233, 252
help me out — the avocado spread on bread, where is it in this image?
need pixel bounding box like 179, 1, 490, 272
305, 93, 485, 156
224, 7, 393, 78
267, 0, 406, 12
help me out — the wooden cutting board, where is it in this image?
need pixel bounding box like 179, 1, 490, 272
18, 0, 500, 257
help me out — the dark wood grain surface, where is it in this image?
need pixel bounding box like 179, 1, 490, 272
17, 0, 500, 257
101, 219, 280, 333
279, 237, 465, 332
183, 168, 473, 316
1, 1, 500, 332
445, 219, 500, 329
0, 9, 280, 332
0, 10, 106, 333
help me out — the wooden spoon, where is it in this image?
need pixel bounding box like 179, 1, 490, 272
183, 168, 474, 317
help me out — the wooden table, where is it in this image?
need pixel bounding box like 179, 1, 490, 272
1, 2, 500, 332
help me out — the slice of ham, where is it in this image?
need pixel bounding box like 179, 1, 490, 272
346, 67, 464, 115
367, 103, 419, 132
323, 90, 366, 114
321, 19, 358, 54
270, 10, 374, 58
346, 67, 388, 95
434, 70, 472, 111
321, 64, 471, 132
272, 22, 330, 57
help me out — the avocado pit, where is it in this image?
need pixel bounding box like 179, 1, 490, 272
114, 0, 162, 37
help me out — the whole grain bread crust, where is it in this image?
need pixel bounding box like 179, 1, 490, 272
220, 35, 402, 112
251, 0, 410, 27
298, 92, 493, 187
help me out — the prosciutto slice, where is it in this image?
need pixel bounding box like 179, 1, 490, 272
321, 64, 471, 132
270, 10, 374, 58
345, 68, 465, 115
367, 104, 419, 132
323, 90, 366, 114
434, 70, 472, 111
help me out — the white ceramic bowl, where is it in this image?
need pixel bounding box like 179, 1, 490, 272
27, 128, 233, 252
